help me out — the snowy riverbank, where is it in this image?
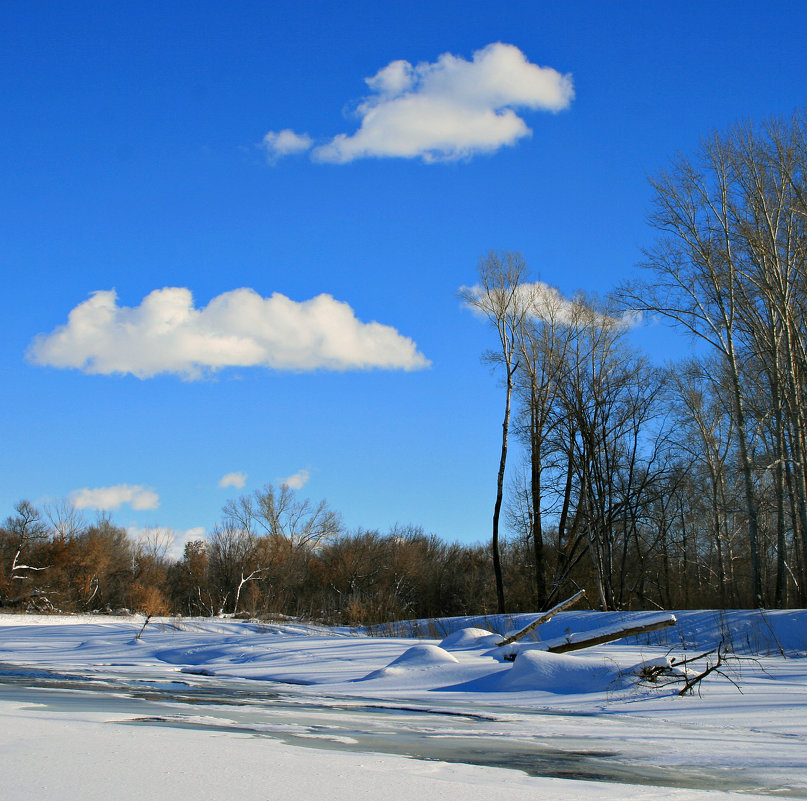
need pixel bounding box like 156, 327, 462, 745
2, 609, 806, 799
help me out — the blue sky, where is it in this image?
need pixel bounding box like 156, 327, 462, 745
3, 1, 807, 555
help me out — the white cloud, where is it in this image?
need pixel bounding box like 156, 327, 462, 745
266, 43, 573, 164
219, 471, 248, 490
262, 129, 313, 162
70, 484, 160, 512
461, 280, 581, 323
462, 281, 642, 333
27, 287, 430, 379
279, 469, 310, 490
620, 309, 644, 328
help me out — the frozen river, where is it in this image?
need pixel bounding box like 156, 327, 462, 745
1, 662, 801, 797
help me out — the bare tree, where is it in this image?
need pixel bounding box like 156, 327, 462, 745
213, 484, 342, 614
44, 499, 85, 540
224, 483, 342, 551
168, 539, 213, 616
553, 298, 669, 610
207, 521, 258, 614
460, 251, 532, 613
511, 285, 580, 608
0, 501, 51, 608
668, 359, 736, 605
620, 132, 766, 604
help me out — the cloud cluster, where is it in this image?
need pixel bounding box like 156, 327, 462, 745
219, 471, 248, 490
279, 469, 310, 490
262, 43, 573, 164
28, 287, 430, 378
70, 484, 159, 512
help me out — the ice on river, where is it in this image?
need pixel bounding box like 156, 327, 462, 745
1, 609, 806, 800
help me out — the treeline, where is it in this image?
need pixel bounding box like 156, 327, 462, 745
0, 448, 800, 622
0, 493, 542, 621
4, 109, 807, 620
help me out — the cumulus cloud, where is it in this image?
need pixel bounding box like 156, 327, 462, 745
70, 484, 160, 512
219, 471, 248, 490
262, 129, 313, 162
263, 42, 573, 164
27, 287, 430, 378
279, 469, 310, 490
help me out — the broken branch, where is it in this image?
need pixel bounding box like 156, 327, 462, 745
497, 589, 586, 647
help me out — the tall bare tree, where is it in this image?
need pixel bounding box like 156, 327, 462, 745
620, 133, 766, 604
223, 483, 342, 551
460, 251, 531, 613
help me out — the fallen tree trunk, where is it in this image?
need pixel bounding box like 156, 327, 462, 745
546, 615, 677, 654
497, 589, 586, 647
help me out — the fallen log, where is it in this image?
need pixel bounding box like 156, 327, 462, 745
497, 589, 586, 647
546, 614, 677, 654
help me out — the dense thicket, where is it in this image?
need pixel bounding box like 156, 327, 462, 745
0, 496, 529, 621
3, 109, 806, 620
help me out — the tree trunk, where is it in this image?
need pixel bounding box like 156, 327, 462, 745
492, 363, 515, 614
529, 393, 547, 608
725, 344, 764, 607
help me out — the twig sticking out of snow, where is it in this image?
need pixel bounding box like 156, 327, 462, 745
135, 615, 152, 641
677, 641, 744, 696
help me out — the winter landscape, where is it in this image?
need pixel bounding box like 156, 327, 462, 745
2, 608, 806, 800
5, 3, 807, 800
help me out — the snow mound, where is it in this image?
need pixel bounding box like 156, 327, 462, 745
495, 650, 622, 693
359, 644, 459, 681
384, 644, 460, 668
439, 628, 501, 650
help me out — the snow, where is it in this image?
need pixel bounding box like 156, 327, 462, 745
2, 696, 714, 801
495, 649, 624, 693
438, 626, 501, 650
1, 609, 806, 800
360, 643, 460, 681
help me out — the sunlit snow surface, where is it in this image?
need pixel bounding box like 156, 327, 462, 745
1, 609, 806, 800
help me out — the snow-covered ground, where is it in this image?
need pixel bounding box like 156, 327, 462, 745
1, 609, 806, 800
